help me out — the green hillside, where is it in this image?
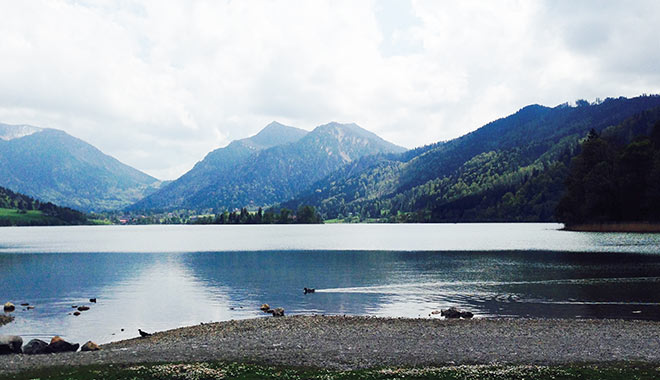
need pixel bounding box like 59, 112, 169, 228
281, 95, 660, 222
0, 186, 88, 226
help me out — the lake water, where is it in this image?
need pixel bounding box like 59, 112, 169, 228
2, 223, 660, 345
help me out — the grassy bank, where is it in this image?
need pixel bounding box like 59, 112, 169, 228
565, 222, 660, 233
0, 208, 57, 225
3, 362, 660, 380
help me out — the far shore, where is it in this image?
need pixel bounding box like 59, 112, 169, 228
564, 222, 660, 233
3, 316, 660, 375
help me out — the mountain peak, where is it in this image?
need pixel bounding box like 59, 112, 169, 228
244, 121, 307, 149
0, 123, 43, 141
311, 122, 406, 153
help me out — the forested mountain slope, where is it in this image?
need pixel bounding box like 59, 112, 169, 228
282, 95, 660, 222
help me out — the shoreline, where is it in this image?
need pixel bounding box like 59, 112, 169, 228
564, 222, 660, 233
3, 316, 660, 374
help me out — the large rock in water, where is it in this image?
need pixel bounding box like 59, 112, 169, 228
3, 302, 15, 312
0, 335, 23, 354
48, 336, 79, 353
23, 339, 49, 355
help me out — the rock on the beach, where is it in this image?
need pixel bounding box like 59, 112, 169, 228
81, 341, 100, 352
73, 311, 81, 316
440, 307, 474, 319
0, 315, 13, 327
260, 304, 271, 312
441, 307, 462, 319
0, 335, 23, 355
271, 307, 285, 317
48, 336, 79, 353
77, 306, 90, 312
23, 339, 49, 355
3, 302, 14, 312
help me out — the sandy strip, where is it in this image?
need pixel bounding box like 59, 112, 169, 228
2, 316, 660, 374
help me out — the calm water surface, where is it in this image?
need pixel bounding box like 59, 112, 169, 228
1, 223, 660, 344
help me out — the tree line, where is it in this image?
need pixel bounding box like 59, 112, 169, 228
191, 205, 322, 225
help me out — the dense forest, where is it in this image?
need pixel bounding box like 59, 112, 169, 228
557, 121, 660, 226
0, 186, 88, 226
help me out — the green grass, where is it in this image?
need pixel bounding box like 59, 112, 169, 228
88, 218, 113, 225
3, 362, 660, 380
0, 207, 56, 224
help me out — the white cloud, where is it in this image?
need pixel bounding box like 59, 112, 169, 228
0, 0, 658, 179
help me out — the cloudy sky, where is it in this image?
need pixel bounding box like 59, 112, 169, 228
1, 0, 659, 180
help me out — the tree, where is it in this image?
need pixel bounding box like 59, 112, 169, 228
295, 205, 322, 224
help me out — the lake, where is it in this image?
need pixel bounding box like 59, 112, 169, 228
1, 223, 660, 344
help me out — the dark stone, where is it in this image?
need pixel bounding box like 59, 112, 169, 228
20, 303, 29, 307
81, 341, 100, 351
73, 311, 81, 316
77, 306, 90, 312
138, 329, 152, 338
23, 339, 49, 355
48, 337, 79, 353
89, 298, 97, 303
460, 311, 474, 319
0, 315, 13, 327
3, 302, 15, 312
440, 307, 462, 319
0, 335, 22, 354
304, 287, 315, 294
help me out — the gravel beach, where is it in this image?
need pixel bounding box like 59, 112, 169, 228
2, 316, 660, 374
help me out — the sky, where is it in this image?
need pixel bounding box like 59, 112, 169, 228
1, 0, 659, 180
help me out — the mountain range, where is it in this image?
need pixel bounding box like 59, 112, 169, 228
2, 94, 660, 222
129, 121, 405, 211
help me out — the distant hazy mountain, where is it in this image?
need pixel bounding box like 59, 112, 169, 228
281, 95, 660, 222
0, 123, 161, 211
130, 121, 405, 211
